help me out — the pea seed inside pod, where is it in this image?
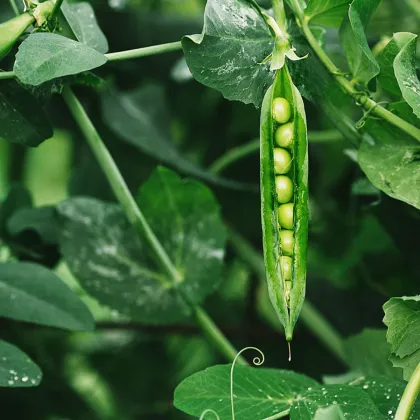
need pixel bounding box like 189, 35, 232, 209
280, 256, 292, 281
278, 203, 294, 229
275, 175, 293, 203
273, 148, 292, 174
275, 122, 294, 148
272, 97, 291, 124
279, 230, 294, 256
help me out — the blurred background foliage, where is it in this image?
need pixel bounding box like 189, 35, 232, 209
0, 0, 419, 418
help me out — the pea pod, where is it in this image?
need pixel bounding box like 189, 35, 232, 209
0, 13, 35, 61
260, 65, 309, 342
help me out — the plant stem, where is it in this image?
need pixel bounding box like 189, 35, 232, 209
52, 0, 65, 17
62, 86, 247, 366
405, 0, 420, 21
289, 0, 420, 142
194, 307, 247, 365
8, 0, 20, 15
209, 139, 260, 175
0, 71, 15, 80
395, 363, 420, 420
106, 41, 182, 62
263, 409, 290, 420
209, 130, 342, 175
228, 228, 348, 366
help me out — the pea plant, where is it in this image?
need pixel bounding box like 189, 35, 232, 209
0, 0, 419, 419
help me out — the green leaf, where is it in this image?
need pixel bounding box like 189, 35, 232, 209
0, 80, 53, 146
383, 296, 420, 380
62, 1, 109, 53
0, 262, 95, 331
339, 0, 380, 85
58, 167, 227, 324
289, 384, 383, 419
174, 364, 318, 419
182, 0, 274, 107
313, 405, 346, 420
344, 328, 403, 379
14, 33, 107, 86
350, 376, 420, 418
0, 340, 42, 387
392, 33, 420, 118
101, 85, 257, 192
304, 0, 351, 27
358, 102, 420, 210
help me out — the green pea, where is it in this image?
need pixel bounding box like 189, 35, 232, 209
272, 97, 291, 124
278, 203, 294, 229
273, 148, 292, 174
275, 176, 293, 203
275, 122, 294, 148
280, 256, 292, 281
279, 230, 294, 255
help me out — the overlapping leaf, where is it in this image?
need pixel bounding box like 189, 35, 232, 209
62, 0, 109, 53
339, 0, 380, 85
0, 262, 94, 331
304, 0, 351, 27
182, 0, 275, 107
174, 364, 318, 419
0, 340, 42, 388
0, 79, 53, 146
58, 167, 227, 324
14, 33, 107, 86
383, 296, 420, 380
359, 102, 420, 210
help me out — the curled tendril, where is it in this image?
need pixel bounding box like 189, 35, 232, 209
231, 347, 265, 420
355, 101, 388, 129
199, 409, 220, 419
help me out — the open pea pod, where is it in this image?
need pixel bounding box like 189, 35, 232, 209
260, 65, 309, 341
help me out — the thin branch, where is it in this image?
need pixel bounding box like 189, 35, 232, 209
62, 87, 247, 366
8, 0, 20, 16
395, 363, 420, 420
0, 71, 16, 80
106, 41, 182, 62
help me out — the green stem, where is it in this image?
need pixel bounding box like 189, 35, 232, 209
8, 0, 20, 16
0, 71, 15, 80
62, 86, 247, 366
263, 409, 290, 420
405, 0, 420, 21
209, 130, 342, 175
194, 307, 247, 365
228, 228, 348, 366
395, 363, 420, 420
106, 41, 182, 62
209, 139, 259, 175
51, 0, 65, 18
290, 0, 420, 143
0, 139, 11, 199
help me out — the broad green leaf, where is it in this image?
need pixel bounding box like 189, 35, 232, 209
289, 384, 383, 419
0, 262, 95, 331
339, 0, 380, 85
358, 102, 420, 210
0, 79, 53, 146
383, 296, 420, 380
304, 0, 351, 27
174, 364, 318, 419
344, 329, 402, 379
0, 340, 42, 387
377, 34, 411, 96
14, 33, 107, 86
62, 1, 109, 53
313, 405, 345, 420
182, 0, 274, 107
7, 206, 58, 244
58, 167, 227, 324
350, 376, 420, 418
393, 33, 420, 118
101, 85, 257, 192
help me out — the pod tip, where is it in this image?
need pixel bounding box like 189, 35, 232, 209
287, 341, 292, 362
